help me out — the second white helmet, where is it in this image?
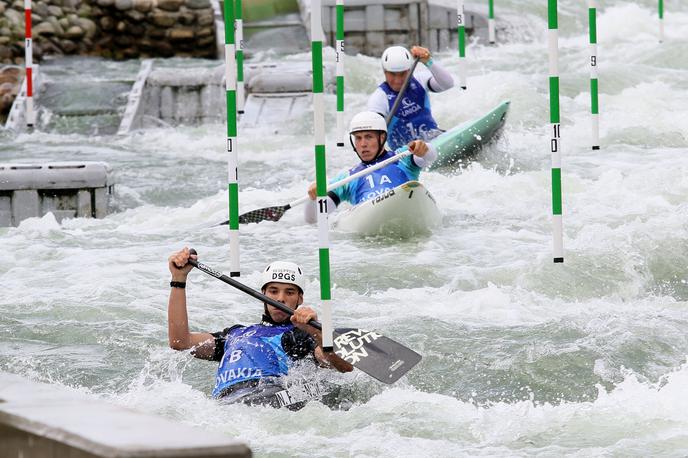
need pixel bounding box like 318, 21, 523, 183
381, 46, 413, 72
349, 111, 387, 135
260, 261, 306, 293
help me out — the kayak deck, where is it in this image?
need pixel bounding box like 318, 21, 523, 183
428, 100, 510, 171
332, 181, 442, 237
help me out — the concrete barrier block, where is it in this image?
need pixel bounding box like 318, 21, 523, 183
366, 30, 385, 53
428, 29, 438, 51
144, 85, 162, 118
342, 8, 366, 32
11, 190, 40, 225
0, 162, 113, 226
160, 86, 175, 121
76, 189, 92, 217
0, 194, 11, 226
366, 5, 384, 30
93, 188, 108, 219
175, 87, 201, 123
0, 372, 251, 458
439, 28, 450, 49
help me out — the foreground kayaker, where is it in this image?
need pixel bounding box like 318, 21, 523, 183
304, 111, 437, 222
167, 247, 353, 409
368, 45, 454, 150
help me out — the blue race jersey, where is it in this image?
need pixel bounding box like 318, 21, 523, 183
381, 77, 439, 150
211, 323, 316, 398
329, 150, 421, 206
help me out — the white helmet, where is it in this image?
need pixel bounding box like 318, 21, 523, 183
349, 111, 387, 135
260, 261, 306, 293
381, 46, 412, 72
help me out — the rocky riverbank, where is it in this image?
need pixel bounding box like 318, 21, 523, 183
0, 0, 217, 64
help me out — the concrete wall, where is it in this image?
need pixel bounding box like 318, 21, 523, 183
0, 372, 252, 457
302, 0, 492, 56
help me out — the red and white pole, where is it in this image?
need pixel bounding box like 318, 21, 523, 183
24, 0, 35, 127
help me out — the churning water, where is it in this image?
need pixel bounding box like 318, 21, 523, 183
1, 0, 687, 456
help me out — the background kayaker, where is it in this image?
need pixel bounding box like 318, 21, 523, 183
167, 247, 353, 409
367, 45, 455, 150
304, 111, 437, 222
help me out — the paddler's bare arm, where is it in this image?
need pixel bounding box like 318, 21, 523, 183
291, 306, 354, 373
167, 247, 215, 360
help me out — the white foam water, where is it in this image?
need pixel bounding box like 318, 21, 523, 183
1, 1, 687, 455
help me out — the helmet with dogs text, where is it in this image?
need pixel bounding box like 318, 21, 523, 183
260, 261, 306, 293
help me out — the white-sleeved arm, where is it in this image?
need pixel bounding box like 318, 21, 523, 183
304, 195, 337, 224
367, 87, 390, 117
425, 61, 454, 92
411, 143, 438, 169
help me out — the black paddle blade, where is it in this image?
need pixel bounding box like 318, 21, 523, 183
238, 204, 290, 224
332, 328, 422, 384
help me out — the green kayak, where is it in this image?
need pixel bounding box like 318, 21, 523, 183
428, 100, 510, 171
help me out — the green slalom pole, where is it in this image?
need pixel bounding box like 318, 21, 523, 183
311, 0, 334, 350
235, 0, 245, 114
335, 0, 345, 148
658, 0, 664, 43
457, 0, 467, 89
488, 0, 495, 44
548, 0, 563, 263
224, 0, 240, 276
588, 0, 599, 150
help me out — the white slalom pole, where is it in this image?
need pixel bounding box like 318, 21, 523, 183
24, 0, 34, 127
488, 0, 496, 44
457, 0, 467, 89
548, 0, 563, 263
311, 0, 333, 350
588, 0, 599, 150
335, 0, 345, 148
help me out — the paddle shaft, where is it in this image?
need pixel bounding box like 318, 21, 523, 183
287, 149, 413, 209
385, 57, 421, 126
189, 258, 323, 331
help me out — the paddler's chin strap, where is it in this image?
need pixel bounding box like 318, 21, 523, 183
261, 289, 302, 326
352, 131, 388, 164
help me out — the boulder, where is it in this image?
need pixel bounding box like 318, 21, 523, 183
77, 18, 97, 39
33, 2, 50, 17
168, 27, 194, 41
64, 25, 84, 39
186, 0, 210, 9
196, 11, 213, 26
97, 16, 113, 32
150, 11, 177, 27
114, 0, 133, 11
178, 11, 195, 26
133, 0, 153, 13
47, 5, 64, 16
157, 0, 184, 12
33, 21, 57, 36
60, 39, 77, 53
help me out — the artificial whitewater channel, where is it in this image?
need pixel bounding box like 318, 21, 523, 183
2, 0, 688, 456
